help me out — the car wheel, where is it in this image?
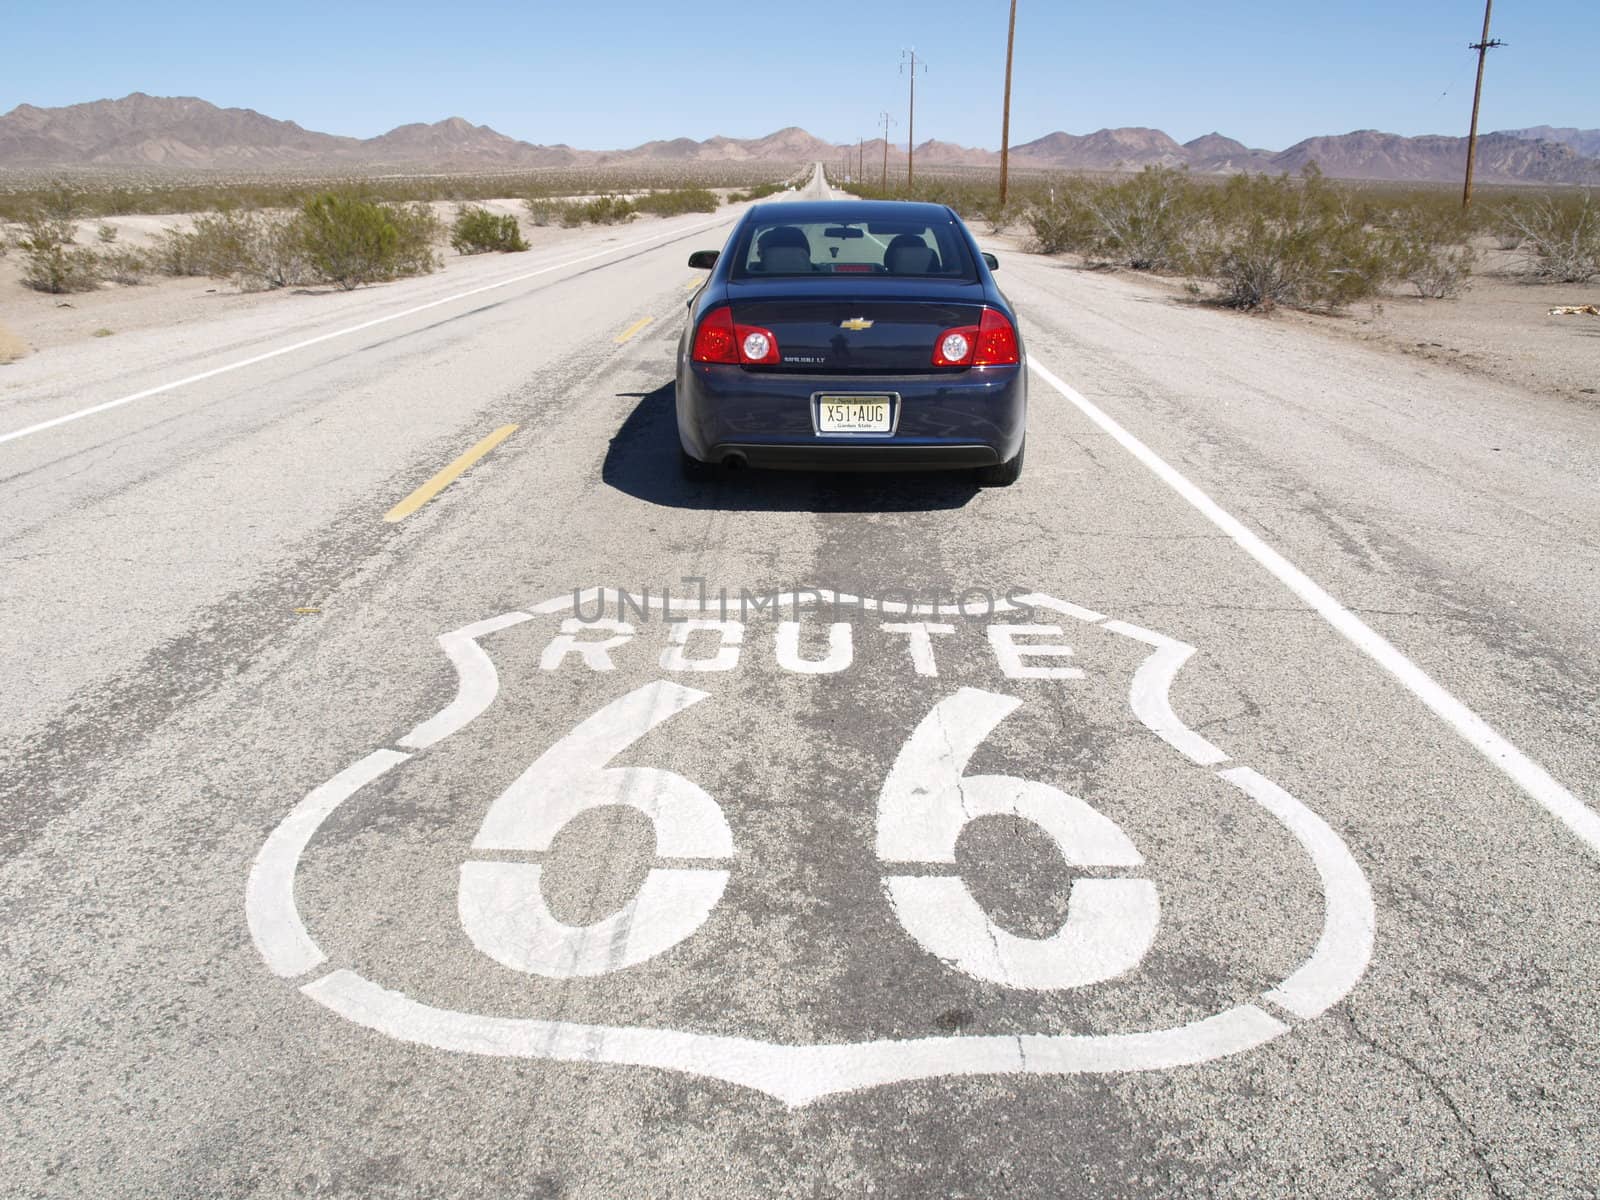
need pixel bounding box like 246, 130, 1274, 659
680, 447, 719, 483
976, 441, 1024, 487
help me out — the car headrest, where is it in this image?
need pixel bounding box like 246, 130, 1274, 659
885, 234, 939, 275
760, 245, 813, 273
755, 226, 812, 273
758, 226, 809, 252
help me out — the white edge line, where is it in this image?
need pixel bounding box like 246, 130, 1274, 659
1221, 766, 1375, 1019
0, 215, 735, 447
246, 748, 409, 978
1028, 355, 1600, 859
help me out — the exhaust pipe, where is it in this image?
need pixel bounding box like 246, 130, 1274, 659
722, 453, 748, 470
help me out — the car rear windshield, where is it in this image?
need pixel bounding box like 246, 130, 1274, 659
730, 217, 977, 280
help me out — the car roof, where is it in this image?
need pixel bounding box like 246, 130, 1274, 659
745, 199, 959, 225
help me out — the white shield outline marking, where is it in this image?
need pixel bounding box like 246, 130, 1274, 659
246, 590, 1375, 1107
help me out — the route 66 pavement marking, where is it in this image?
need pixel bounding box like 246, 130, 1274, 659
247, 587, 1373, 1107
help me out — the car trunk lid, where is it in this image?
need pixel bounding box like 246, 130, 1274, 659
727, 283, 988, 373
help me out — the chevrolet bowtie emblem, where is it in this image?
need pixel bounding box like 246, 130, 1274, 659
840, 317, 874, 331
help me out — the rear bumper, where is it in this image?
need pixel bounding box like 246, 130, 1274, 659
677, 361, 1027, 469
709, 442, 1000, 471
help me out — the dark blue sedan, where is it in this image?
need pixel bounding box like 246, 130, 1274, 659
676, 200, 1027, 486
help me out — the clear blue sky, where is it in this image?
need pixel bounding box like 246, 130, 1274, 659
4, 1, 1595, 151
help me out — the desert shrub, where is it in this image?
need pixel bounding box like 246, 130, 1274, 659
298, 193, 439, 288
182, 209, 265, 278
523, 197, 562, 227
1501, 193, 1600, 283
153, 197, 436, 290
1078, 167, 1195, 270
1401, 244, 1475, 298
849, 175, 1003, 220
450, 205, 527, 254
250, 217, 316, 289
729, 181, 786, 203
299, 193, 399, 288
7, 184, 104, 292
32, 181, 86, 223
155, 225, 207, 276
0, 164, 809, 222
151, 208, 306, 289
1376, 207, 1475, 298
97, 246, 151, 285
635, 188, 719, 216
383, 202, 443, 277
1190, 170, 1389, 311
96, 223, 118, 244
12, 212, 103, 292
559, 195, 636, 227
982, 203, 1017, 235
1024, 184, 1097, 255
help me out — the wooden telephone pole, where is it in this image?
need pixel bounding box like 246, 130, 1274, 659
879, 111, 895, 188
999, 0, 1018, 209
1462, 0, 1504, 210
900, 49, 927, 191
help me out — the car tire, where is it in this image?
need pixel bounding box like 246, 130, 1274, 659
680, 447, 719, 483
976, 441, 1024, 487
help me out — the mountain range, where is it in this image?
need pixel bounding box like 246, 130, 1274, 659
2, 94, 1596, 184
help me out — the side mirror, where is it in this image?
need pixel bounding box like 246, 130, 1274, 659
688, 250, 720, 270
982, 252, 1000, 272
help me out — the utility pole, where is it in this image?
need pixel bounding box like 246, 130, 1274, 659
999, 0, 1018, 209
859, 135, 865, 179
1462, 0, 1504, 210
879, 111, 895, 188
900, 48, 927, 191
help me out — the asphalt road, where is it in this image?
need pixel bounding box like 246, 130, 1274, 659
3, 166, 1598, 1199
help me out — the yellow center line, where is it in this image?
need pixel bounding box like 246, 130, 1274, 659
684, 277, 703, 291
384, 424, 519, 523
615, 315, 654, 344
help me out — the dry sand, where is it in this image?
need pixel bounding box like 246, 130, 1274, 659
0, 203, 602, 355
0, 320, 28, 363
979, 232, 1599, 407
1327, 245, 1600, 404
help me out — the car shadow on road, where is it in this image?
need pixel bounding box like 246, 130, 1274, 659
602, 383, 980, 513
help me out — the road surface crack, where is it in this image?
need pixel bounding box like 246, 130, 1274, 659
1342, 1008, 1508, 1200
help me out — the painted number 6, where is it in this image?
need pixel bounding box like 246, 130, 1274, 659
458, 682, 733, 978
876, 687, 1159, 989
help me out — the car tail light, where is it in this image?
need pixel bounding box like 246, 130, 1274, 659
974, 308, 1020, 365
932, 324, 979, 367
692, 306, 781, 365
738, 323, 780, 364
692, 306, 738, 363
932, 308, 1019, 367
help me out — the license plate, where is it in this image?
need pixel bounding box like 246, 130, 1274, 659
817, 396, 893, 434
